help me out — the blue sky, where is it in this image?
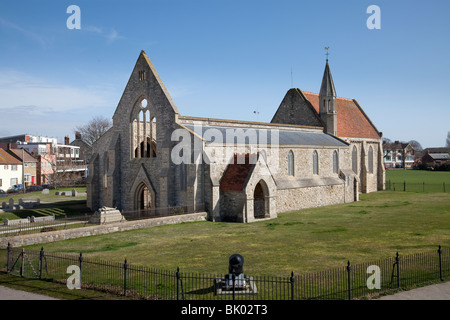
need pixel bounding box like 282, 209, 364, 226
0, 0, 449, 148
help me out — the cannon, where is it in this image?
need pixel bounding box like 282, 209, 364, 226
225, 254, 246, 290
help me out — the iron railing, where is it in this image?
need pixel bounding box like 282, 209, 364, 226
1, 244, 448, 300
0, 215, 91, 237
385, 180, 449, 193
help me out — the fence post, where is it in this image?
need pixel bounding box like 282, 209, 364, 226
176, 267, 180, 300
346, 261, 351, 300
20, 248, 24, 277
438, 245, 443, 281
39, 247, 44, 279
123, 259, 128, 296
232, 273, 236, 301
395, 252, 400, 288
443, 182, 446, 193
6, 242, 11, 273
290, 272, 295, 300
403, 181, 406, 192
78, 252, 83, 285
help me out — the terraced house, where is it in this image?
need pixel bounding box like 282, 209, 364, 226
87, 51, 385, 222
0, 148, 23, 192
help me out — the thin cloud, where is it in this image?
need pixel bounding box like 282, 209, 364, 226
0, 16, 48, 47
84, 25, 125, 44
0, 70, 116, 114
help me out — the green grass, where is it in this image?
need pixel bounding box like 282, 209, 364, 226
386, 170, 450, 184
21, 190, 450, 277
385, 170, 450, 193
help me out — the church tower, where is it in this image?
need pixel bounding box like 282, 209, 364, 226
319, 59, 337, 136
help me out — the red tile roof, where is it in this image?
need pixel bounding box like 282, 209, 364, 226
220, 154, 254, 191
0, 148, 22, 165
302, 91, 381, 140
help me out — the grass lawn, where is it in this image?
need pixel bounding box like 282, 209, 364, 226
385, 169, 450, 184
22, 190, 450, 277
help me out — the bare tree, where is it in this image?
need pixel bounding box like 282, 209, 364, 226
408, 140, 423, 151
74, 115, 112, 146
446, 131, 450, 147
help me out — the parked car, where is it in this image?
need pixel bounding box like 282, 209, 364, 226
0, 189, 6, 196
7, 184, 24, 193
41, 184, 55, 190
26, 185, 43, 192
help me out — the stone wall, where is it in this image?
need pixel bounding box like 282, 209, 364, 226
276, 183, 346, 213
1, 212, 206, 249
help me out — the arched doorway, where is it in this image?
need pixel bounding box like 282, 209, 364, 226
253, 181, 267, 219
135, 183, 153, 211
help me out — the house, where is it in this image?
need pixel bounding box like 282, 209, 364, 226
0, 134, 86, 186
0, 148, 23, 192
4, 146, 38, 186
382, 141, 415, 169
70, 132, 92, 166
87, 51, 384, 222
419, 147, 450, 169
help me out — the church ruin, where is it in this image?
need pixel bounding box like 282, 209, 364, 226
87, 51, 385, 222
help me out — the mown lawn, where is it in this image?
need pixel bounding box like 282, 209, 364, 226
385, 169, 450, 184
23, 190, 450, 277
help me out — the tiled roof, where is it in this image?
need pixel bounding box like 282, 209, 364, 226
9, 148, 38, 162
302, 91, 381, 140
220, 154, 253, 191
0, 148, 22, 165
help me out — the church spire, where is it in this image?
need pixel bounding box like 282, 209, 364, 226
319, 57, 337, 136
319, 59, 336, 99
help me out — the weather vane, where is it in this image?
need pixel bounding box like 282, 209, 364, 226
325, 46, 330, 60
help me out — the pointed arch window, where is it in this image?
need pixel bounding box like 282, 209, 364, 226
368, 146, 374, 174
132, 97, 157, 159
352, 146, 358, 173
333, 150, 339, 174
288, 150, 294, 176
313, 150, 319, 175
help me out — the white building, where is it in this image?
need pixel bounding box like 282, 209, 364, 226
0, 148, 23, 192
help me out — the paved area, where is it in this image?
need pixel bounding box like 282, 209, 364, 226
0, 285, 59, 300
377, 281, 450, 300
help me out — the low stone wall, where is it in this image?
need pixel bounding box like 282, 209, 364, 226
1, 212, 207, 249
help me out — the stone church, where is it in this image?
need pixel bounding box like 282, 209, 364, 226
87, 51, 385, 222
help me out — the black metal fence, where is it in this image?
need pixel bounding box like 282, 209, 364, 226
0, 215, 91, 238
1, 244, 448, 300
385, 180, 449, 193
0, 204, 206, 238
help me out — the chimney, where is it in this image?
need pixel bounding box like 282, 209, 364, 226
65, 136, 70, 145
75, 131, 81, 140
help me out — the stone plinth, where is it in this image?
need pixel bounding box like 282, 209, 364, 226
89, 207, 126, 225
